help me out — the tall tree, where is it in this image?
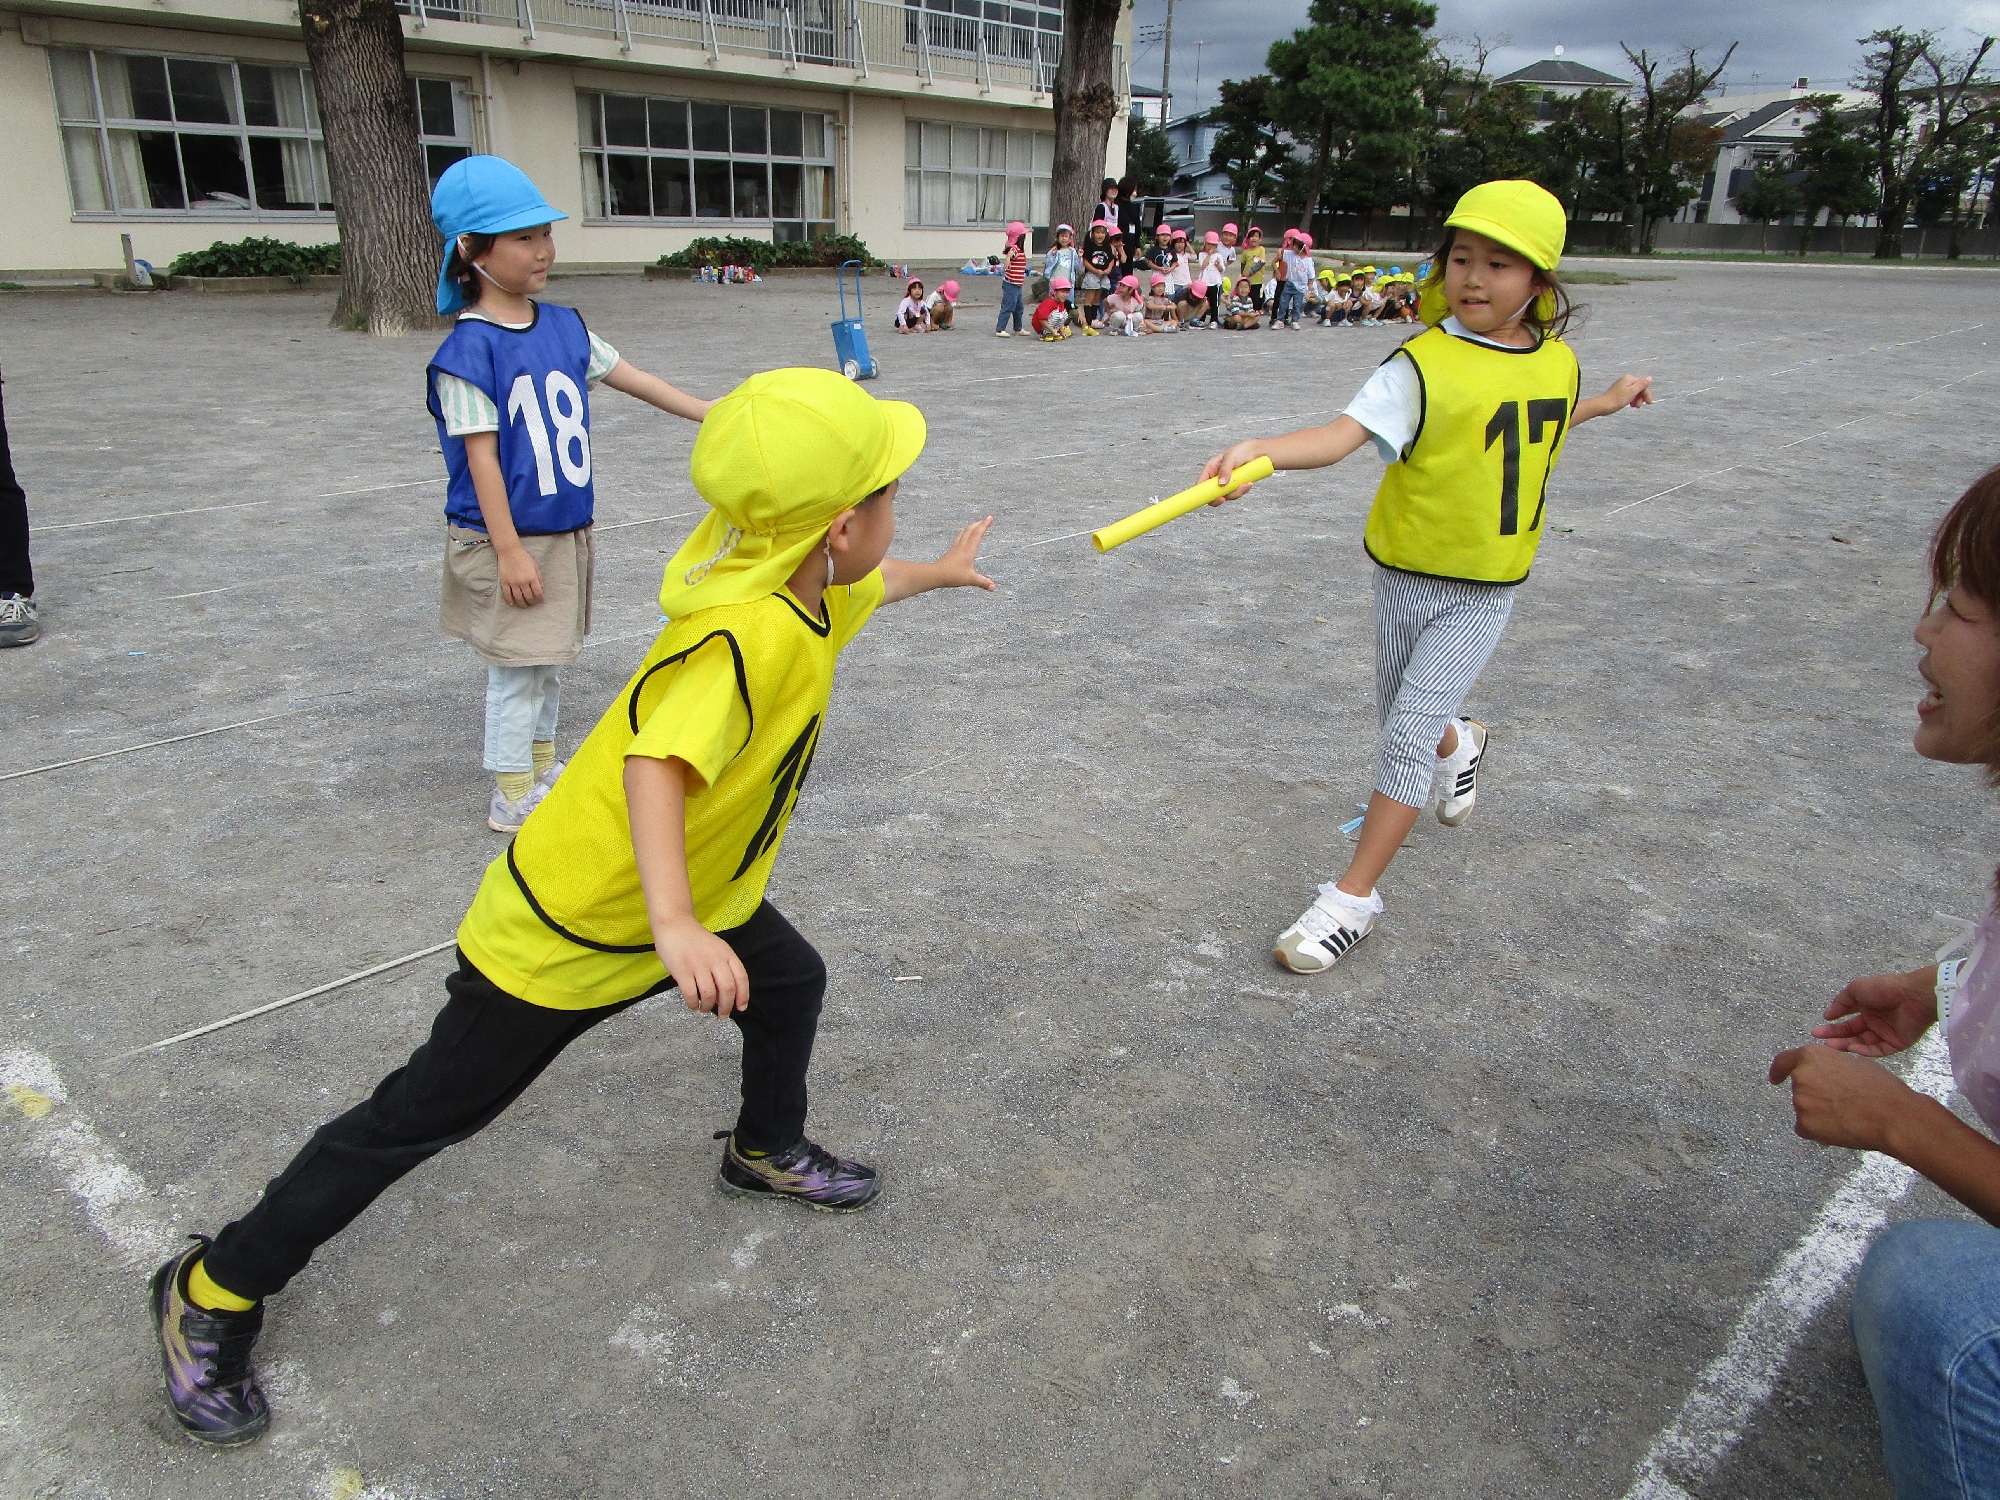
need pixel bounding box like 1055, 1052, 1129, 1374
1619, 43, 1733, 253
1856, 28, 1997, 259
1534, 89, 1631, 228
1207, 76, 1290, 218
1123, 114, 1181, 197
1049, 0, 1124, 237
302, 0, 438, 334
1267, 0, 1436, 233
1732, 164, 1802, 253
1792, 94, 1877, 252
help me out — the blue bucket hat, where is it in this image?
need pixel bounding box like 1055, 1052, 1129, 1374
430, 155, 567, 315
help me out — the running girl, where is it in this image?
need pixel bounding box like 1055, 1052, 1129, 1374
426, 156, 712, 834
1198, 180, 1653, 973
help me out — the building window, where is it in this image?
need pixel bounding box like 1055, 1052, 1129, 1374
413, 76, 475, 187
577, 91, 835, 240
903, 119, 1052, 227
905, 0, 1062, 65
48, 47, 332, 216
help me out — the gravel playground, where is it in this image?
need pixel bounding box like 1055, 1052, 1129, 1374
4, 258, 1999, 1499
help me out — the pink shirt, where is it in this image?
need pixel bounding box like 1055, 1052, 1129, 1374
1947, 909, 2000, 1133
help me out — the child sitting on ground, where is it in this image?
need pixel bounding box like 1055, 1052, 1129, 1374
1321, 275, 1353, 327
1222, 279, 1263, 329
895, 278, 929, 333
1104, 275, 1147, 335
1143, 273, 1181, 332
149, 367, 1000, 1446
925, 279, 959, 330
1033, 277, 1077, 340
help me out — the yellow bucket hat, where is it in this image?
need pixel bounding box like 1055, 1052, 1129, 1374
660, 368, 926, 619
1418, 178, 1567, 327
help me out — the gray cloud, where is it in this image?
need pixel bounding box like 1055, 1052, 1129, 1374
1129, 0, 2000, 118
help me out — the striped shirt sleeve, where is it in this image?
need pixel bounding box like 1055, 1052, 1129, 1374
586, 332, 621, 383
434, 371, 500, 437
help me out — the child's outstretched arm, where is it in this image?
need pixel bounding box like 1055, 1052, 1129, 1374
881, 516, 997, 604
1571, 374, 1653, 427
1201, 416, 1373, 500
627, 754, 751, 1017
600, 360, 713, 422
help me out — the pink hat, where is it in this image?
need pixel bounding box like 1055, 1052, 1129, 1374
1050, 276, 1071, 291
1298, 232, 1314, 248
1090, 219, 1113, 233
939, 279, 960, 299
1280, 228, 1300, 243
1171, 228, 1188, 241
1222, 222, 1239, 236
1005, 220, 1027, 239
1187, 278, 1206, 294
1118, 274, 1139, 289
1149, 272, 1167, 286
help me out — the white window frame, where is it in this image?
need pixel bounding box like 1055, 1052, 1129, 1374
904, 118, 1052, 227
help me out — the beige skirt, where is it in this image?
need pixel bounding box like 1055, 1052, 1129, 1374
440, 523, 594, 667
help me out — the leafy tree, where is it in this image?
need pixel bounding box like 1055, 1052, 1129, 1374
1618, 43, 1734, 253
1208, 76, 1291, 218
1791, 94, 1876, 252
1049, 0, 1124, 235
302, 0, 437, 333
1534, 89, 1632, 225
1122, 114, 1181, 197
1267, 0, 1437, 232
1856, 28, 1997, 259
1732, 163, 1802, 251
1407, 39, 1539, 239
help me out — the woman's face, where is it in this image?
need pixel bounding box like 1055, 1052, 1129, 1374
1915, 584, 2000, 762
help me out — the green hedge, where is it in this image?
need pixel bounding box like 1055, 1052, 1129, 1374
655, 233, 878, 270
166, 237, 342, 281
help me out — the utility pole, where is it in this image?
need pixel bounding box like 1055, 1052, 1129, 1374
1192, 39, 1203, 112
1160, 0, 1174, 126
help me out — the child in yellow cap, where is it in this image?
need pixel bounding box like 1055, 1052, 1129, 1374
147, 368, 996, 1446
1198, 180, 1654, 975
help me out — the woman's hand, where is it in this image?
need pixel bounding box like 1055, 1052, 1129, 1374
1202, 441, 1266, 503
1813, 967, 1940, 1056
1770, 1045, 1923, 1154
496, 543, 545, 608
654, 913, 750, 1018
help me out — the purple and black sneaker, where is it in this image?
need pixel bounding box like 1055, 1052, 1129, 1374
715, 1131, 881, 1211
149, 1237, 269, 1445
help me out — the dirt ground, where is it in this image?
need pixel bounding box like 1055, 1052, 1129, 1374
3, 258, 1998, 1499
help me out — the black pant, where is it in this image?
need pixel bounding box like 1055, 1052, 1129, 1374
0, 368, 31, 598
204, 901, 825, 1299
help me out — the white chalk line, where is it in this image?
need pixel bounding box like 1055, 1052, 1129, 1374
0, 705, 319, 783
596, 509, 700, 533
37, 476, 444, 535
1618, 1030, 1956, 1499
108, 939, 460, 1062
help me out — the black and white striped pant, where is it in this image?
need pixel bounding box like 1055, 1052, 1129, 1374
1373, 564, 1517, 808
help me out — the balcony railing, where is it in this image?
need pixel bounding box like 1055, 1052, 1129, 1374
399, 0, 1123, 98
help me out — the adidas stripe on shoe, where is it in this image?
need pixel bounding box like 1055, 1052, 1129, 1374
1274, 882, 1383, 974
1436, 718, 1487, 827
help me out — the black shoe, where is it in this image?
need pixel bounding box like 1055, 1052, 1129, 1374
150, 1238, 269, 1445
715, 1131, 881, 1211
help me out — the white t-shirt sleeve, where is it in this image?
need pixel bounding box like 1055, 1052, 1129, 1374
435, 371, 500, 437
585, 331, 621, 383
1342, 353, 1423, 462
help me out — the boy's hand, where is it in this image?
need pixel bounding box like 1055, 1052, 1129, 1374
655, 914, 750, 1018
1812, 968, 1939, 1057
496, 543, 546, 609
1605, 374, 1653, 411
1202, 441, 1265, 502
939, 516, 998, 590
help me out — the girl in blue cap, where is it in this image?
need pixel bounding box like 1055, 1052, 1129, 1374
426, 155, 714, 832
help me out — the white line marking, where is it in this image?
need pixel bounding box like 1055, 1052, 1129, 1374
316, 477, 441, 498
0, 707, 316, 783
36, 498, 272, 531
597, 509, 699, 532
108, 940, 459, 1062
1619, 1031, 1954, 1499
897, 753, 960, 780
2, 1049, 178, 1266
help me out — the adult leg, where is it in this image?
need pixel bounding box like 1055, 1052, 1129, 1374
1853, 1219, 2000, 1498
0, 368, 31, 600
724, 902, 826, 1151
203, 958, 641, 1299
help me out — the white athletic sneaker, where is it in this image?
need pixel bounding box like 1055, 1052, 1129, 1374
1435, 718, 1486, 827
487, 781, 548, 834
535, 759, 566, 792
1274, 882, 1384, 973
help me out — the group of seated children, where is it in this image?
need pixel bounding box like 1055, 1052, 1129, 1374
1311, 266, 1422, 328
893, 277, 961, 333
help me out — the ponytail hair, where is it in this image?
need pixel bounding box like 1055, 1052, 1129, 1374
442, 231, 496, 308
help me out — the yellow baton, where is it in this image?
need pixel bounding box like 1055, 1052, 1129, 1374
1090, 455, 1277, 553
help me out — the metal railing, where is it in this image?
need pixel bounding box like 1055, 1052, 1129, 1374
398, 0, 1124, 96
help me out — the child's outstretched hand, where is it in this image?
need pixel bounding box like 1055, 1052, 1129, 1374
1606, 374, 1653, 410
1202, 440, 1266, 503
935, 516, 997, 590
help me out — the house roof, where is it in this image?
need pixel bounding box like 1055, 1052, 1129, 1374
1719, 98, 1810, 142
1495, 58, 1632, 89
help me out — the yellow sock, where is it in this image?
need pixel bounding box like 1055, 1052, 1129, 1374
495, 770, 534, 801
188, 1256, 257, 1313
532, 741, 556, 777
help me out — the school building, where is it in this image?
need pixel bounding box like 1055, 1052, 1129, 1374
0, 0, 1131, 277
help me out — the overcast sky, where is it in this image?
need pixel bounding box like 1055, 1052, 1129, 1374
1128, 0, 2000, 118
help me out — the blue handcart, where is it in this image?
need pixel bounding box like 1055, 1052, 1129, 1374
831, 260, 878, 381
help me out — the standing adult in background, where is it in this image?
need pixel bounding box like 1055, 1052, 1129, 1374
1772, 464, 2000, 1499
0, 361, 37, 647
1115, 177, 1146, 272
1097, 178, 1127, 286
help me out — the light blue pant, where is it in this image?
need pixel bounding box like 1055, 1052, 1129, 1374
483, 663, 559, 773
1275, 282, 1305, 324
1852, 1219, 2000, 1498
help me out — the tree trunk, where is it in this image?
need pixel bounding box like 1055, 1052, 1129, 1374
1049, 0, 1123, 237
1873, 187, 1906, 258
302, 0, 440, 334
1298, 118, 1333, 233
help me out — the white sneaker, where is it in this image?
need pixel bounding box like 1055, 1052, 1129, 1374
487, 781, 548, 833
1435, 718, 1487, 827
1274, 882, 1383, 973
535, 759, 566, 792
995, 330, 1011, 338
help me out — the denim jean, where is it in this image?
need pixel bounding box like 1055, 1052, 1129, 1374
483, 663, 559, 772
1852, 1219, 2000, 1498
996, 281, 1023, 332
1275, 282, 1305, 324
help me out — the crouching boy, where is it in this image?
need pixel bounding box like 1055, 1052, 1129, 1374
148, 367, 996, 1446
